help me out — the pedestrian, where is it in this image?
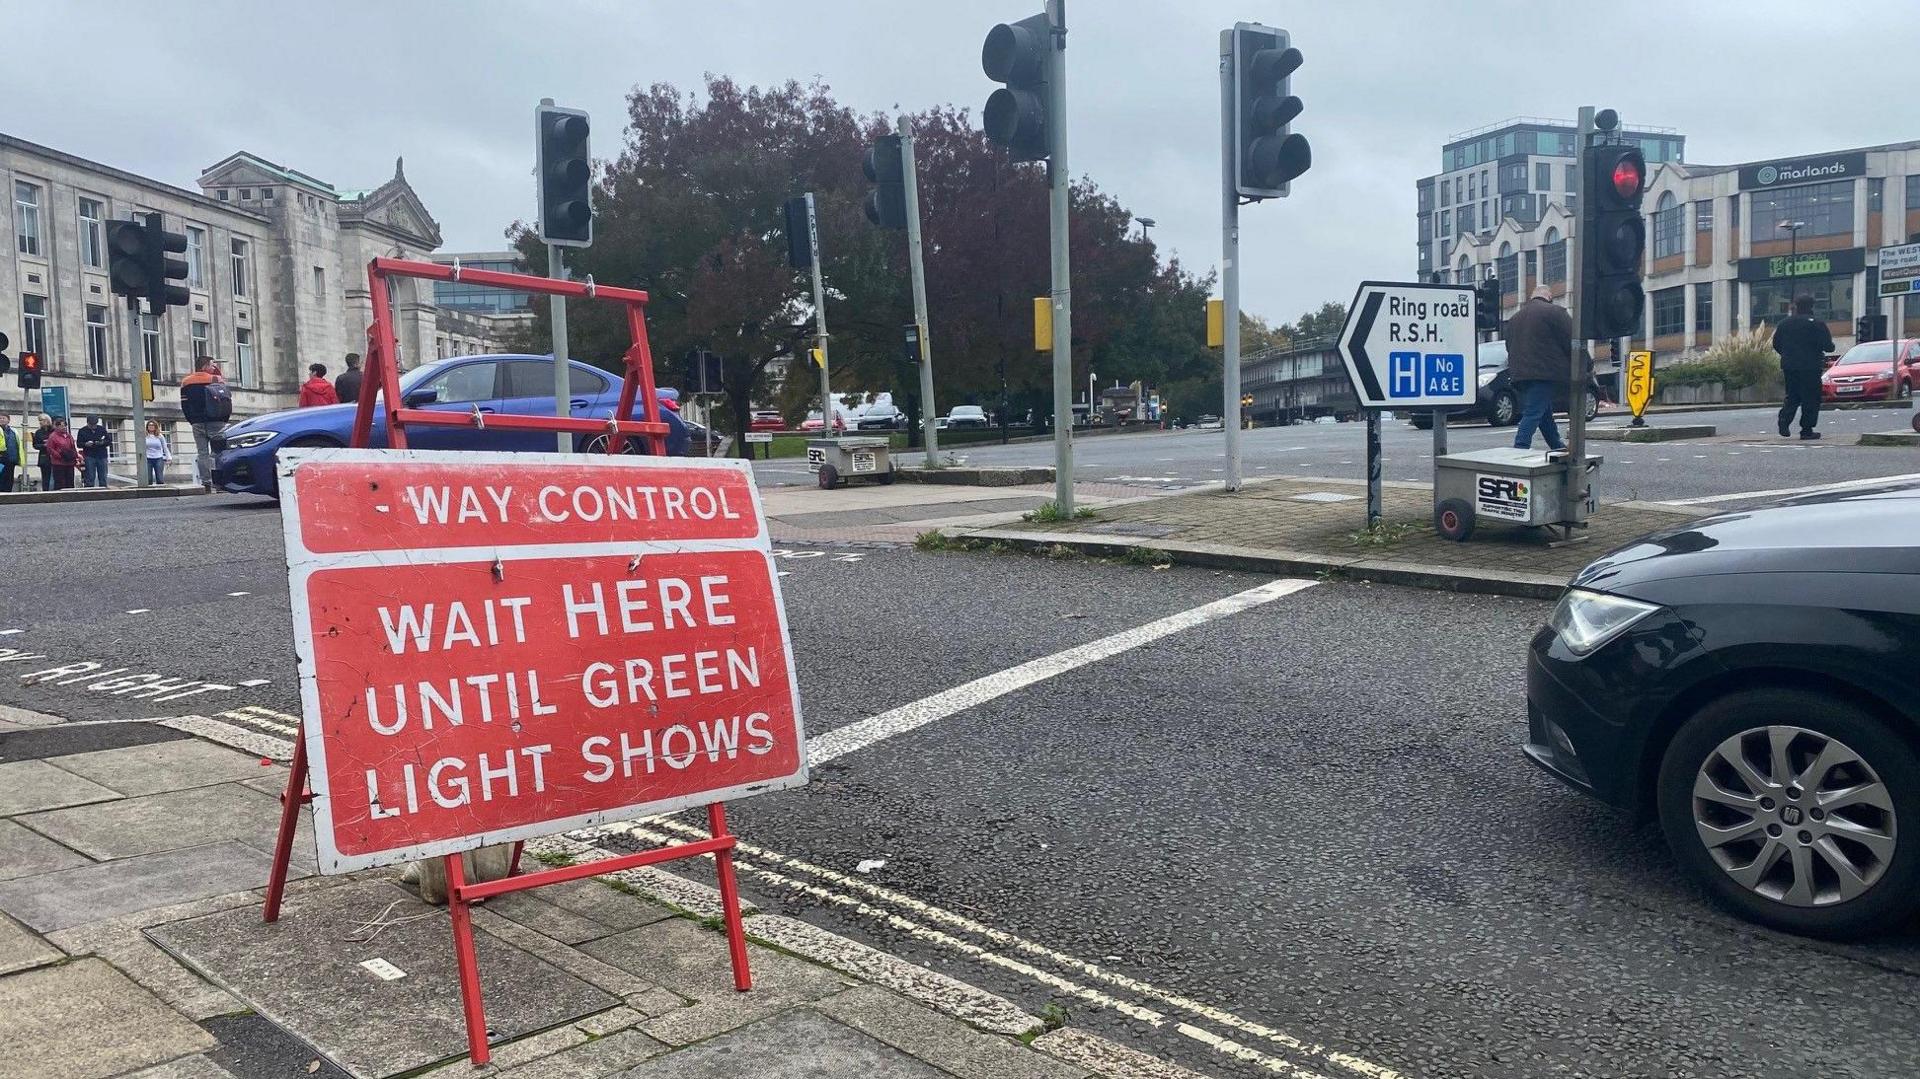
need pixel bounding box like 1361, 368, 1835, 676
31, 414, 53, 491
77, 416, 111, 488
180, 356, 232, 493
1772, 294, 1834, 441
143, 419, 172, 485
334, 353, 364, 406
45, 417, 79, 491
299, 363, 339, 408
1503, 285, 1573, 452
0, 414, 19, 493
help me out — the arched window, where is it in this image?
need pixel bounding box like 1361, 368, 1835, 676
1495, 243, 1517, 295
1457, 255, 1472, 285
1652, 191, 1685, 259
1542, 227, 1566, 283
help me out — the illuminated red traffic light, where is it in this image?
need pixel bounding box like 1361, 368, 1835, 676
1611, 158, 1644, 200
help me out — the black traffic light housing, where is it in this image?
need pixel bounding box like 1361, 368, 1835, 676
1476, 277, 1502, 332
0, 331, 8, 378
981, 13, 1052, 163
784, 195, 815, 269
863, 135, 908, 230
1856, 313, 1888, 343
1230, 23, 1310, 200
18, 351, 42, 390
107, 213, 191, 311
536, 103, 592, 246
1578, 142, 1647, 340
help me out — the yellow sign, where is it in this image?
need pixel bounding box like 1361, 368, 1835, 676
1206, 297, 1224, 348
808, 347, 823, 369
140, 370, 154, 403
1625, 350, 1655, 418
1033, 297, 1052, 352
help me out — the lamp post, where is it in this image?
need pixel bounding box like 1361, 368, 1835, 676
1777, 218, 1806, 273
1136, 216, 1156, 244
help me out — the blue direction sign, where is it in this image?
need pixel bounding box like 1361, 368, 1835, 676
40, 385, 68, 422
1337, 281, 1477, 409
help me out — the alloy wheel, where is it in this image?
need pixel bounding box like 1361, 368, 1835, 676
1692, 725, 1897, 907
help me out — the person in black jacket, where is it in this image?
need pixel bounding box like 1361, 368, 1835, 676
1503, 287, 1574, 451
77, 417, 111, 488
1772, 295, 1834, 440
333, 353, 364, 406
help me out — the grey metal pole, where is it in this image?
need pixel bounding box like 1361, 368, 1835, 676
1218, 30, 1243, 492
1046, 0, 1073, 513
806, 193, 834, 442
899, 117, 940, 468
128, 296, 148, 486
548, 243, 571, 453
1433, 410, 1447, 458
1563, 105, 1595, 533
1365, 409, 1382, 528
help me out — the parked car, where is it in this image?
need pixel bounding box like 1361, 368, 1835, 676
856, 403, 908, 431
798, 411, 846, 433
1821, 339, 1918, 402
946, 405, 989, 430
680, 419, 726, 456
211, 354, 688, 498
749, 410, 786, 432
1410, 340, 1602, 429
1526, 479, 1920, 938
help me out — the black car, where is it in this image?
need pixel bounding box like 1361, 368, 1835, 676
1527, 481, 1920, 938
1411, 340, 1602, 429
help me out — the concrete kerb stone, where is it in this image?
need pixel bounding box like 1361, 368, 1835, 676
1584, 424, 1717, 442
0, 484, 207, 506
1860, 429, 1920, 447
895, 466, 1056, 487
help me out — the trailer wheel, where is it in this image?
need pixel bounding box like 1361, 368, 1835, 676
817, 463, 839, 490
1435, 498, 1475, 542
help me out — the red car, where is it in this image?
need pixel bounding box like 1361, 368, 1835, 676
749, 410, 785, 432
797, 412, 846, 433
1822, 338, 1919, 402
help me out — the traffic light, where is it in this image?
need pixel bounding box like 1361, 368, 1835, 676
107, 214, 190, 311
784, 195, 815, 269
1475, 277, 1502, 332
1856, 314, 1888, 343
981, 13, 1052, 163
17, 351, 41, 390
1240, 394, 1254, 408
0, 330, 8, 378
536, 103, 592, 246
863, 135, 908, 230
1578, 142, 1647, 340
1228, 23, 1310, 200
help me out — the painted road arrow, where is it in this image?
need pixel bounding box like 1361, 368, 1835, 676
1337, 280, 1478, 409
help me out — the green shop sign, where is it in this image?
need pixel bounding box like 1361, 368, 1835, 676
1736, 247, 1865, 282
1768, 254, 1830, 277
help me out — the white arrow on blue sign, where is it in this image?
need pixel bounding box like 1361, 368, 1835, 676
1336, 281, 1478, 409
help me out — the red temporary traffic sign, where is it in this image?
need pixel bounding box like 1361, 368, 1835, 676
278, 448, 806, 873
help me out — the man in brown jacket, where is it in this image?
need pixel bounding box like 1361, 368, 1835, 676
1503, 286, 1572, 451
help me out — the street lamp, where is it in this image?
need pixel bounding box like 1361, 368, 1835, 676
1135, 216, 1155, 243
1776, 220, 1806, 320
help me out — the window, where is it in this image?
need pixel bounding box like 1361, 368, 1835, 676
1439, 181, 1449, 208
1456, 257, 1472, 285
1750, 275, 1854, 326
1459, 204, 1474, 233
1542, 227, 1567, 284
501, 360, 608, 399
1694, 200, 1714, 233
185, 226, 206, 287
77, 197, 104, 268
1749, 179, 1853, 241
1439, 210, 1450, 236
436, 334, 449, 359
230, 238, 250, 298
1694, 286, 1713, 334
140, 312, 162, 377
1651, 192, 1685, 259
1909, 175, 1920, 210
85, 304, 108, 374
313, 265, 325, 298
191, 319, 210, 361
14, 181, 42, 256
1454, 176, 1463, 204
425, 361, 498, 403
1729, 195, 1740, 234
1536, 162, 1551, 191
217, 189, 229, 202
262, 187, 274, 202
239, 188, 252, 201
21, 295, 48, 357
1479, 200, 1489, 230
1868, 178, 1883, 213
1564, 165, 1576, 193
1651, 287, 1686, 336
234, 327, 253, 384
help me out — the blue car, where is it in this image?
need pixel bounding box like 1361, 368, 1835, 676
213, 353, 689, 497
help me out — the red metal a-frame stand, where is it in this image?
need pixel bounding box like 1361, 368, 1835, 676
259, 257, 755, 1067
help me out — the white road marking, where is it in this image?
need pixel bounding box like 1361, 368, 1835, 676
1662, 471, 1920, 506
126, 609, 151, 614
806, 578, 1317, 766
236, 678, 271, 687
0, 629, 19, 636
227, 591, 251, 597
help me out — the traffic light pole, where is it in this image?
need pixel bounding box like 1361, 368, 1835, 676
549, 245, 573, 453
805, 193, 835, 443
1561, 106, 1595, 535
1218, 32, 1243, 493
1045, 0, 1073, 513
898, 118, 940, 469
127, 296, 148, 487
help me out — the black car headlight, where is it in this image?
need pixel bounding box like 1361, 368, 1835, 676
1548, 588, 1660, 656
223, 430, 277, 450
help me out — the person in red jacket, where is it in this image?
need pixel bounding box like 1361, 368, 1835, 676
299, 363, 340, 408
44, 417, 80, 491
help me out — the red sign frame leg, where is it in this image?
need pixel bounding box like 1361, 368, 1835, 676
260, 256, 756, 1068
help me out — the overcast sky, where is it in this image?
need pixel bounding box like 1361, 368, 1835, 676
9, 0, 1910, 323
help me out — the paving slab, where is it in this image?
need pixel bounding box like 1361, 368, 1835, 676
487, 889, 631, 945
0, 758, 123, 816
613, 1007, 950, 1079
0, 910, 62, 975
501, 1029, 669, 1079
121, 1056, 243, 1079
0, 841, 274, 932
0, 817, 92, 881
148, 879, 619, 1079
0, 957, 215, 1079
817, 984, 1089, 1079
49, 739, 274, 796
0, 702, 64, 728
17, 782, 308, 866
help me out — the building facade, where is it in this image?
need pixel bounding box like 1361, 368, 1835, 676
3, 133, 447, 441
429, 250, 532, 358
1241, 337, 1353, 423
1441, 139, 1920, 362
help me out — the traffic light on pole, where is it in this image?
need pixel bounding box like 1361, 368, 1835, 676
1230, 23, 1310, 200
18, 351, 42, 390
1476, 276, 1502, 332
1578, 142, 1647, 340
0, 331, 9, 377
863, 135, 908, 230
106, 214, 190, 311
981, 13, 1052, 163
536, 103, 592, 246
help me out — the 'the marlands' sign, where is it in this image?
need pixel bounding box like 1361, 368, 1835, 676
1738, 151, 1866, 191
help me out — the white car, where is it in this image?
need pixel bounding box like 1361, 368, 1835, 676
946, 405, 989, 429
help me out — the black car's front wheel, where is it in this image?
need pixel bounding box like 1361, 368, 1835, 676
1657, 688, 1918, 938
1488, 390, 1518, 427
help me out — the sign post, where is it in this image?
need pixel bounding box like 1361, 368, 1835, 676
1337, 280, 1477, 527
1879, 241, 1920, 345
1625, 350, 1655, 427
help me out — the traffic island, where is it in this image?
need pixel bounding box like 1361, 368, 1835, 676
1584, 423, 1716, 442
894, 465, 1055, 487
1859, 429, 1920, 447
0, 484, 208, 505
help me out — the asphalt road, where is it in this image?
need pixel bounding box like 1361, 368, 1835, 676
844, 404, 1920, 506
3, 496, 1918, 1078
